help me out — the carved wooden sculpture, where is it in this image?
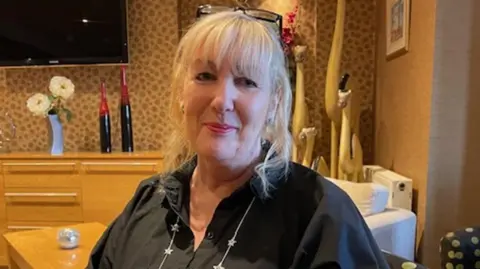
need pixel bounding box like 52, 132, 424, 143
325, 0, 346, 178
338, 77, 365, 182
338, 88, 353, 180
300, 127, 317, 168
316, 156, 330, 177
291, 45, 308, 163
349, 81, 365, 182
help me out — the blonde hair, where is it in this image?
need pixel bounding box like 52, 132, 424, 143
164, 11, 293, 197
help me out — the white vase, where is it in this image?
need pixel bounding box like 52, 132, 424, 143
47, 114, 64, 155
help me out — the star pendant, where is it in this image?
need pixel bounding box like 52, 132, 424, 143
171, 223, 180, 232
227, 239, 237, 247
164, 247, 173, 255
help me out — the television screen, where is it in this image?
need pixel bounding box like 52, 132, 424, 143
0, 0, 128, 67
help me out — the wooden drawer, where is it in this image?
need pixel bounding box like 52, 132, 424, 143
2, 161, 79, 189
81, 161, 159, 173
81, 161, 157, 225
6, 204, 82, 222
5, 188, 82, 222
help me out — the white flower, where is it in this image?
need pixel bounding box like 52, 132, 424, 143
26, 93, 51, 116
49, 76, 75, 100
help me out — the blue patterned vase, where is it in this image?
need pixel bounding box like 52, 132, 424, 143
47, 114, 64, 155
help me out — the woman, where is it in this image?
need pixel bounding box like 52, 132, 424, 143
87, 10, 389, 269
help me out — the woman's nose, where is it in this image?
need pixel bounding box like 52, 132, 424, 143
212, 79, 236, 112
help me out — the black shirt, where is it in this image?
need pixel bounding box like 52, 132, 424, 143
86, 158, 391, 269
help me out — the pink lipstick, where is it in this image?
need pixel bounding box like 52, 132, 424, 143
204, 122, 236, 134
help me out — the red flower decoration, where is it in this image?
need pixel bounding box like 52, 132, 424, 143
281, 5, 298, 56
282, 28, 294, 44
286, 11, 296, 24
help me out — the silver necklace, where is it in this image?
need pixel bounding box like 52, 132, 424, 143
158, 217, 180, 268
158, 197, 256, 269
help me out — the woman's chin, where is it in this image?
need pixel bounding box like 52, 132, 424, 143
196, 140, 238, 160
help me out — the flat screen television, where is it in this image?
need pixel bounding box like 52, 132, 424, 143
0, 0, 129, 67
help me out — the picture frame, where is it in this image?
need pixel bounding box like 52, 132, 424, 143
386, 0, 410, 58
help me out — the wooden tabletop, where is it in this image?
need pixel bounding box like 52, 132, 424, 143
3, 222, 106, 269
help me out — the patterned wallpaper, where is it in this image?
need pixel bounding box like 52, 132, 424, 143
1, 0, 178, 152
0, 0, 376, 164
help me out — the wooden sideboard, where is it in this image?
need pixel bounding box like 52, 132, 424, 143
0, 152, 163, 266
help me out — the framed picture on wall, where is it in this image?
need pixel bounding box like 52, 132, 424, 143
386, 0, 410, 58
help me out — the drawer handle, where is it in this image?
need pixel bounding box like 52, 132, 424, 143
82, 162, 157, 166
4, 162, 76, 172
4, 162, 76, 166
5, 192, 78, 197
82, 162, 158, 173
8, 225, 50, 230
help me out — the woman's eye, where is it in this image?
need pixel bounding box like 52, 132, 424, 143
195, 72, 216, 81
236, 77, 258, 88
